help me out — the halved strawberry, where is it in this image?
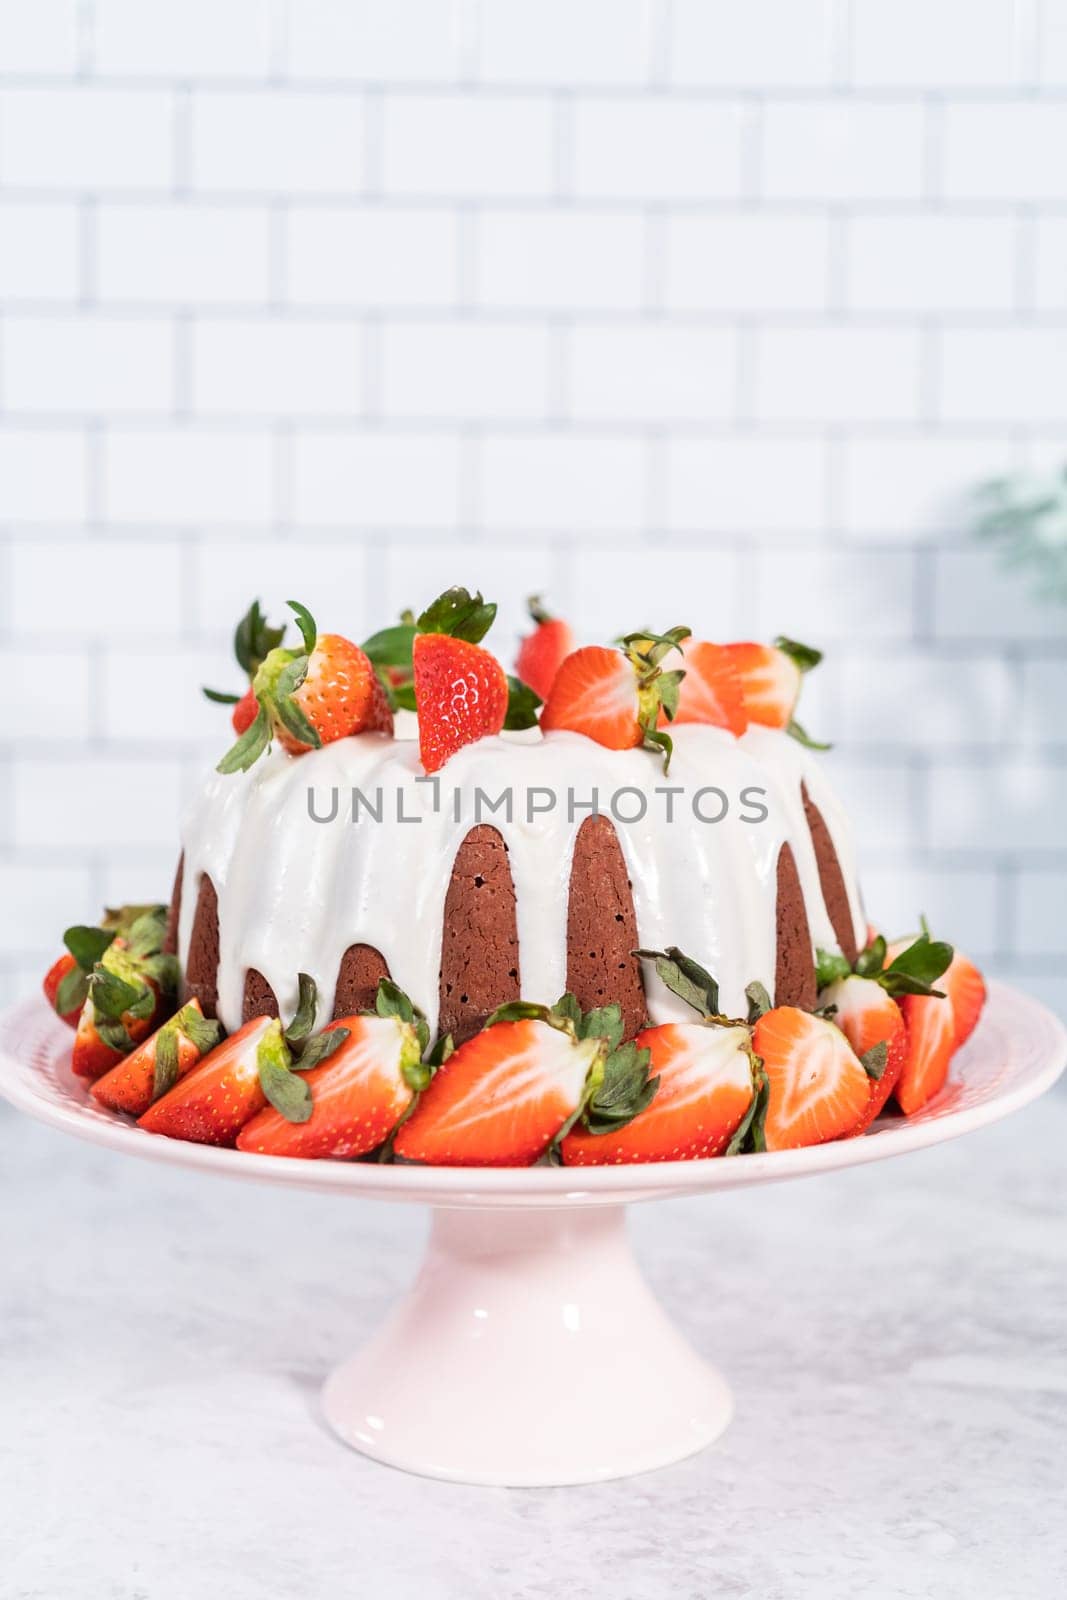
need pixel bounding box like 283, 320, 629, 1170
895, 993, 955, 1115
562, 1021, 754, 1164
413, 632, 509, 774
541, 627, 690, 770
237, 1013, 428, 1158
218, 602, 392, 772
44, 953, 83, 1027
393, 996, 654, 1167
663, 640, 747, 736
91, 999, 222, 1117
392, 1018, 599, 1166
753, 1006, 870, 1150
139, 1015, 288, 1146
941, 951, 986, 1048
817, 974, 907, 1135
515, 595, 574, 703
722, 637, 825, 747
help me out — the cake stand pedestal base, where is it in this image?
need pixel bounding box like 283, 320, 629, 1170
321, 1202, 732, 1487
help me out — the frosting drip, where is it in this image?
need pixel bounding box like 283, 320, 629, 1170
176, 725, 865, 1035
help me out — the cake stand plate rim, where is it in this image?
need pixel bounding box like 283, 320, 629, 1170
0, 980, 1062, 1207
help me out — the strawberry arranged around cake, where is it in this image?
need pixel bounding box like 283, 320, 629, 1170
42, 589, 987, 1166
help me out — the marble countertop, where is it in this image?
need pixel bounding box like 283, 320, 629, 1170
1, 1088, 1064, 1600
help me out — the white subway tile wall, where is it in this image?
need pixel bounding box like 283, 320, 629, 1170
0, 0, 1064, 1018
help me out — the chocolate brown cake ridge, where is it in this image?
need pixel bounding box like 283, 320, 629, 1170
438, 824, 521, 1045
163, 854, 183, 957
333, 944, 391, 1020
183, 873, 220, 1020
801, 782, 859, 966
566, 814, 647, 1040
242, 969, 280, 1023
774, 843, 817, 1009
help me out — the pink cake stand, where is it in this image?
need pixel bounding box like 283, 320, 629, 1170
1, 982, 1063, 1487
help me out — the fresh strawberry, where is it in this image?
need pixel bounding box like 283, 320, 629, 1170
817, 974, 907, 1135
238, 1013, 428, 1159
231, 685, 258, 735
722, 637, 825, 748
43, 953, 82, 1028
515, 595, 574, 703
139, 1015, 291, 1146
562, 1021, 754, 1164
541, 626, 691, 771
393, 998, 654, 1167
91, 1000, 222, 1118
70, 909, 179, 1079
752, 1006, 870, 1150
663, 640, 747, 736
218, 602, 392, 773
895, 992, 955, 1115
413, 632, 508, 774
941, 950, 986, 1048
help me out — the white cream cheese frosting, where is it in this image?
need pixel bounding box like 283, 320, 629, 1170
176, 725, 865, 1036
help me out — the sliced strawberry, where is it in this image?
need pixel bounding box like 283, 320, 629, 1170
138, 1015, 287, 1147
413, 632, 509, 774
393, 1018, 604, 1167
753, 1006, 870, 1150
818, 974, 907, 1135
722, 637, 825, 747
515, 595, 574, 703
541, 627, 691, 770
664, 641, 747, 736
562, 1021, 753, 1165
43, 953, 82, 1028
941, 950, 986, 1048
541, 645, 638, 747
895, 993, 955, 1116
237, 1013, 428, 1158
91, 999, 222, 1118
218, 602, 393, 772
721, 642, 800, 728
72, 982, 158, 1080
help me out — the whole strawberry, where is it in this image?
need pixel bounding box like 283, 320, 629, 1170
218, 601, 393, 773
515, 595, 574, 703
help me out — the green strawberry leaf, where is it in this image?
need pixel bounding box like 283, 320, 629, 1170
774, 636, 823, 674
374, 978, 417, 1025
549, 993, 583, 1032
54, 965, 89, 1015
880, 930, 952, 998
89, 969, 145, 1021
286, 600, 317, 657
636, 947, 719, 1019
426, 1032, 454, 1069
285, 973, 318, 1046
390, 681, 417, 712
63, 924, 116, 972
855, 935, 887, 978
583, 1041, 657, 1136
578, 1003, 625, 1052
486, 1000, 556, 1028
744, 980, 772, 1022
362, 622, 416, 670
815, 948, 853, 990
152, 1025, 181, 1101
179, 1009, 223, 1056
725, 1057, 769, 1156
527, 595, 553, 625
235, 599, 287, 676
503, 675, 542, 730
296, 1026, 350, 1072
202, 686, 241, 705
787, 717, 832, 752
257, 1026, 310, 1123
416, 587, 497, 644
124, 907, 168, 960
217, 704, 272, 775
